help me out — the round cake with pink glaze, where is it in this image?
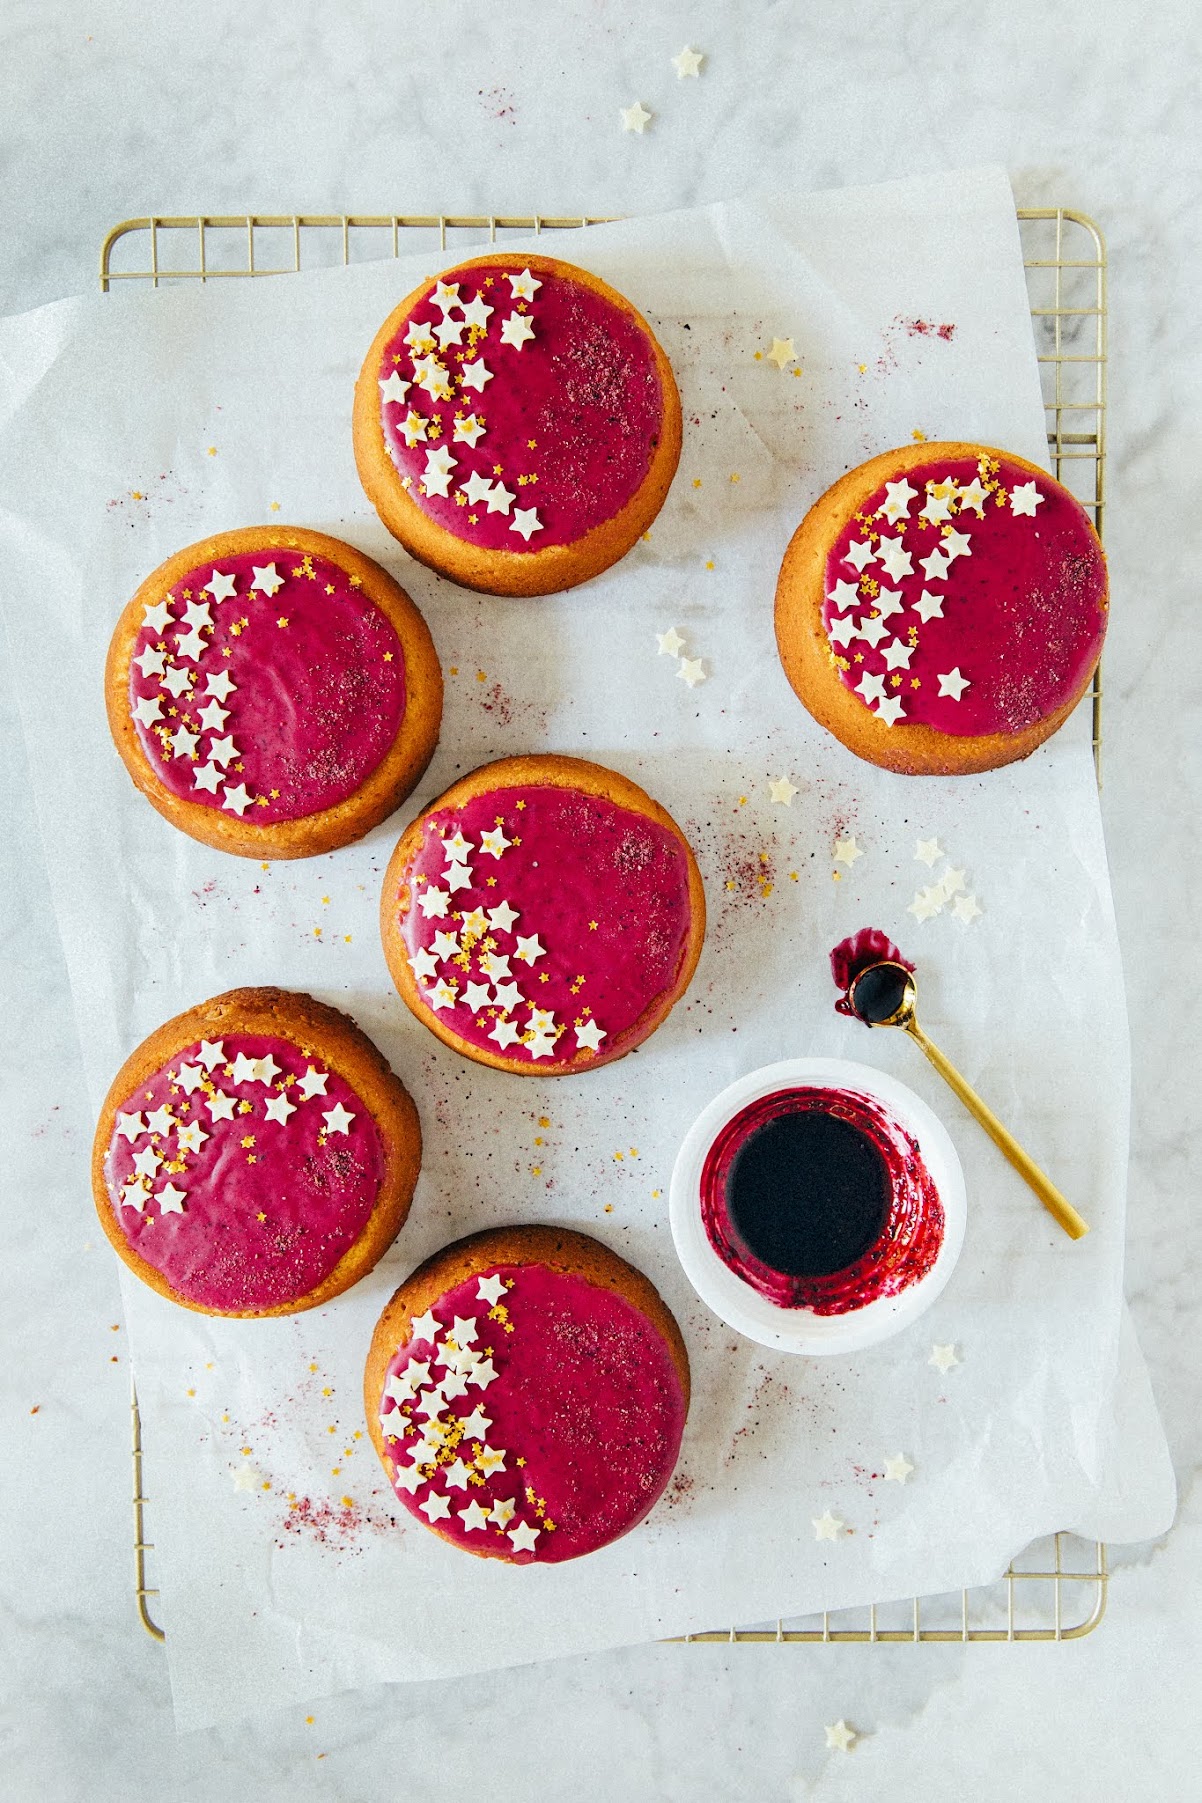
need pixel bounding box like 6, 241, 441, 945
105, 526, 443, 857
352, 254, 682, 596
775, 442, 1108, 774
91, 988, 422, 1316
379, 754, 706, 1075
365, 1226, 690, 1564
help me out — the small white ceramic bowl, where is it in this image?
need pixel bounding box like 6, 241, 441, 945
669, 1056, 966, 1355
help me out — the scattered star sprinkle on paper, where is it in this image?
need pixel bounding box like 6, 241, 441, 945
769, 775, 797, 807
672, 45, 705, 78
657, 626, 686, 658
884, 1452, 915, 1484
952, 893, 983, 924
766, 336, 797, 369
833, 835, 863, 866
824, 1720, 857, 1754
915, 837, 943, 866
929, 1343, 960, 1374
620, 101, 652, 134
232, 1461, 262, 1493
677, 656, 707, 689
812, 1509, 845, 1542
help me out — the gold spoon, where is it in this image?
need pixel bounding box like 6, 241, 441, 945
847, 960, 1089, 1241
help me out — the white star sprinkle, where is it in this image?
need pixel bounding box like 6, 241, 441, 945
489, 1496, 516, 1528
132, 1147, 162, 1181
833, 835, 863, 865
230, 1052, 259, 1084
920, 490, 954, 525
486, 481, 515, 516
937, 866, 966, 900
915, 837, 943, 866
880, 638, 914, 671
459, 358, 493, 393
391, 1462, 424, 1495
181, 600, 212, 632
514, 934, 545, 966
296, 1066, 328, 1100
1009, 480, 1044, 517
929, 1343, 960, 1373
507, 267, 541, 301
844, 538, 876, 572
176, 1120, 208, 1154
856, 671, 887, 706
769, 775, 797, 806
942, 528, 972, 562
875, 535, 914, 581
405, 319, 436, 353
620, 100, 652, 133
145, 1105, 175, 1136
827, 614, 858, 649
453, 414, 486, 448
812, 1510, 845, 1542
417, 886, 450, 919
161, 665, 194, 701
509, 506, 543, 541
824, 1720, 856, 1754
913, 587, 945, 623
678, 657, 706, 688
879, 478, 918, 522
205, 671, 236, 702
419, 1491, 452, 1523
488, 900, 519, 934
141, 600, 173, 634
434, 317, 464, 350
461, 1405, 492, 1438
131, 695, 163, 728
479, 826, 511, 858
203, 570, 238, 604
431, 279, 461, 312
231, 1461, 262, 1493
192, 762, 222, 795
957, 476, 988, 516
874, 587, 905, 620
508, 1521, 541, 1554
937, 667, 971, 701
459, 1499, 490, 1532
657, 627, 686, 657
920, 546, 952, 581
441, 1458, 472, 1491
766, 337, 795, 370
134, 645, 167, 678
263, 1092, 296, 1125
462, 980, 494, 1013
491, 981, 523, 1013
422, 453, 455, 499
206, 1091, 237, 1122
876, 695, 906, 726
196, 700, 229, 732
197, 1040, 224, 1070
410, 1309, 440, 1344
207, 734, 239, 768
410, 948, 439, 984
575, 1019, 606, 1054
907, 886, 942, 923
399, 409, 428, 448
120, 1179, 150, 1212
827, 578, 861, 612
222, 783, 253, 816
156, 1183, 187, 1216
884, 1453, 914, 1484
672, 44, 704, 77
174, 627, 207, 663
431, 929, 462, 962
461, 470, 494, 507
855, 614, 890, 649
461, 293, 494, 331
250, 563, 283, 596
479, 951, 512, 982
490, 1016, 522, 1049
378, 372, 412, 405
175, 1063, 204, 1094
499, 313, 536, 351
425, 979, 459, 1012
952, 893, 983, 925
469, 1358, 498, 1389
477, 1273, 506, 1306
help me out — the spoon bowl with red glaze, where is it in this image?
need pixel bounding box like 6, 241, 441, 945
669, 1057, 966, 1356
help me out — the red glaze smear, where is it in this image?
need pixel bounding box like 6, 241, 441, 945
127, 547, 406, 823
103, 1033, 384, 1311
395, 785, 694, 1068
700, 1088, 944, 1315
377, 1263, 687, 1562
821, 455, 1106, 736
377, 261, 664, 551
830, 927, 914, 1018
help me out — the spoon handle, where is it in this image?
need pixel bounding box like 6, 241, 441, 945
904, 1021, 1090, 1240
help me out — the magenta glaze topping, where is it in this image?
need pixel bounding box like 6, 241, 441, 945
104, 1033, 385, 1311
395, 784, 694, 1068
127, 546, 406, 823
375, 261, 665, 551
700, 1088, 944, 1315
821, 455, 1107, 736
377, 1263, 687, 1562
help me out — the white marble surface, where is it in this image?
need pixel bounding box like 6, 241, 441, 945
1, 1, 1198, 1795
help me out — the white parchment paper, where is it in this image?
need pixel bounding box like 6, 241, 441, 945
0, 167, 1174, 1729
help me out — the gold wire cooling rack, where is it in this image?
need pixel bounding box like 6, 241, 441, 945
107, 207, 1109, 1646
